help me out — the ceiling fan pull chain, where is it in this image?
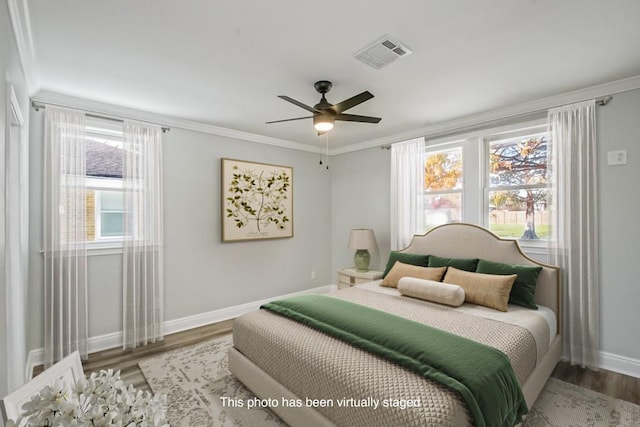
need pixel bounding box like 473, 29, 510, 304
325, 133, 330, 170
319, 133, 325, 166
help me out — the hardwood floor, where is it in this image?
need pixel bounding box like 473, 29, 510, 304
32, 319, 234, 392
551, 360, 640, 405
33, 320, 640, 406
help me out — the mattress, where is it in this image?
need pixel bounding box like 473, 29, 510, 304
232, 286, 551, 426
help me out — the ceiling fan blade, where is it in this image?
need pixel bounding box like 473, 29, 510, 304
331, 91, 374, 113
335, 113, 381, 124
278, 95, 320, 113
265, 116, 313, 124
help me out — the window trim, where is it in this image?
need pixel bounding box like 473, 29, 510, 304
423, 142, 464, 229
483, 122, 548, 246
86, 177, 125, 246
95, 190, 128, 240
419, 118, 549, 253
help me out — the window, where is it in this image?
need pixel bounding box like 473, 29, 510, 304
85, 118, 127, 245
486, 127, 549, 241
423, 144, 463, 230
96, 190, 125, 237
415, 119, 549, 251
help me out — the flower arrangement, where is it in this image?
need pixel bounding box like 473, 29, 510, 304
8, 369, 169, 427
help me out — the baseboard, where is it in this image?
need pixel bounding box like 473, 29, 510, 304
25, 284, 337, 379
162, 284, 336, 335
599, 351, 640, 379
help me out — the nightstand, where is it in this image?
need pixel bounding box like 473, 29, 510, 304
337, 268, 383, 289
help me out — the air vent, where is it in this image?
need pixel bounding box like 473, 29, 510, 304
354, 35, 412, 70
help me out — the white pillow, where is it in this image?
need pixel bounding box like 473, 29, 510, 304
398, 277, 465, 307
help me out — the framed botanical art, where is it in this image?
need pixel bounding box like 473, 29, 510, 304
221, 158, 293, 242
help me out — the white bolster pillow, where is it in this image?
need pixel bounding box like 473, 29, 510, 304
398, 277, 465, 307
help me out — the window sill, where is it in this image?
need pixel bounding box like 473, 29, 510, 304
41, 240, 158, 257
491, 236, 549, 256
512, 240, 549, 256
40, 242, 123, 257
87, 242, 123, 256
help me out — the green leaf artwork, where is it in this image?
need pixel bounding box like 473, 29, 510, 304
222, 159, 293, 241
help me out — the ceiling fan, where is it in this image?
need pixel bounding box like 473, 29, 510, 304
266, 80, 381, 133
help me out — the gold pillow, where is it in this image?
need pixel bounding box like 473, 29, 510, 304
442, 267, 517, 312
380, 261, 447, 288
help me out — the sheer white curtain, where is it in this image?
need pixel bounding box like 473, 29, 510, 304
390, 137, 425, 250
547, 99, 600, 369
43, 107, 88, 367
122, 121, 164, 349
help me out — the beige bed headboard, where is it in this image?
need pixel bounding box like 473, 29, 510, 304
400, 223, 560, 325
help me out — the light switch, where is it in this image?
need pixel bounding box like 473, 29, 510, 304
607, 150, 627, 166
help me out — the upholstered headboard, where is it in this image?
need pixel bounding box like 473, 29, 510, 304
400, 223, 560, 329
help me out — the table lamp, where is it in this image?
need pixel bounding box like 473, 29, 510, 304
348, 229, 377, 272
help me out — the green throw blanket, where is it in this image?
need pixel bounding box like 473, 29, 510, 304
262, 295, 527, 427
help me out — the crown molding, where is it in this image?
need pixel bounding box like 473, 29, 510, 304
31, 90, 323, 154
330, 74, 640, 155
31, 73, 640, 156
7, 0, 40, 94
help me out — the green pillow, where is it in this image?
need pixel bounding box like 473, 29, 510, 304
428, 255, 479, 272
475, 259, 542, 310
382, 252, 429, 278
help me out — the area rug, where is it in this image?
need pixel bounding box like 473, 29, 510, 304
139, 333, 640, 426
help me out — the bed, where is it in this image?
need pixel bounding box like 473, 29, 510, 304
229, 223, 561, 426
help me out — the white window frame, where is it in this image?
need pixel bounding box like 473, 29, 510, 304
420, 118, 548, 256
482, 120, 549, 254
84, 117, 127, 254
87, 177, 128, 239
86, 177, 126, 253
423, 140, 465, 229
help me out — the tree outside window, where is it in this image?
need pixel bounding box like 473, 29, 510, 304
423, 146, 463, 231
488, 133, 549, 240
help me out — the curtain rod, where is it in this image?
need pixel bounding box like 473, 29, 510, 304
31, 101, 171, 133
379, 95, 613, 150
596, 95, 613, 106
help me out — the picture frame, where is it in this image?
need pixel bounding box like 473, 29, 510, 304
221, 158, 293, 242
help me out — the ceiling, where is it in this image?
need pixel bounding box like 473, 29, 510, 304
17, 0, 640, 150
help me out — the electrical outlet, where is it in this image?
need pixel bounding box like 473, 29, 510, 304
311, 271, 317, 280
607, 150, 627, 166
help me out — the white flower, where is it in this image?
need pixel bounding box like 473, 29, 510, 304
9, 370, 168, 426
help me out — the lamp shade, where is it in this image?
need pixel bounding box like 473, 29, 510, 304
348, 229, 376, 250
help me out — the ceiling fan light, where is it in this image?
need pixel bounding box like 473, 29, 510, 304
314, 122, 334, 132
314, 116, 334, 132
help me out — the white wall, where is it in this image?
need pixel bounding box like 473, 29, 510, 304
331, 88, 640, 375
1, 0, 30, 400
27, 116, 332, 351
